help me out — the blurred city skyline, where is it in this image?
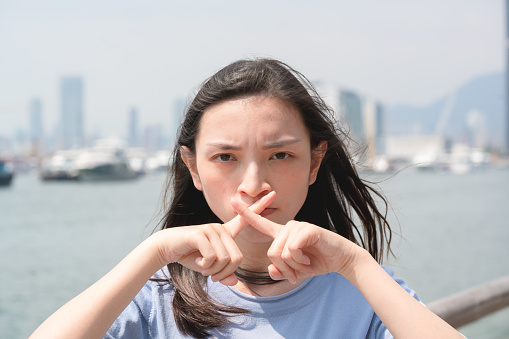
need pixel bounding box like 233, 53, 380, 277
0, 0, 504, 151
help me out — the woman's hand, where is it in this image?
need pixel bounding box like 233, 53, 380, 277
154, 191, 276, 286
230, 197, 362, 284
231, 198, 465, 339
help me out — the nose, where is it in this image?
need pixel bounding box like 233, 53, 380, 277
237, 162, 272, 199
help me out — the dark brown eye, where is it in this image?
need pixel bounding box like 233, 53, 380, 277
216, 154, 235, 162
271, 152, 290, 160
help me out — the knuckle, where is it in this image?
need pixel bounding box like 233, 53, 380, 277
217, 254, 230, 263
212, 223, 223, 231
203, 223, 220, 230
267, 249, 280, 259
287, 243, 299, 252
230, 253, 243, 265
190, 226, 204, 236
204, 252, 217, 261
195, 224, 211, 235
281, 251, 293, 261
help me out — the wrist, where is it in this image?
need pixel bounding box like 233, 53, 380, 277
336, 246, 376, 283
141, 231, 173, 272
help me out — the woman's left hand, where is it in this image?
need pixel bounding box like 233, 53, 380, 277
231, 198, 363, 284
232, 197, 465, 339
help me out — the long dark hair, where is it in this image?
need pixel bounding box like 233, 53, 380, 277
159, 58, 392, 338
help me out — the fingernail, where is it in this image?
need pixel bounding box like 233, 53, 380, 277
269, 271, 280, 280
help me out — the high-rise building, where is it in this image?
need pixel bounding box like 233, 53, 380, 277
29, 98, 44, 155
375, 103, 385, 155
314, 82, 343, 124
316, 83, 385, 158
170, 98, 186, 146
60, 77, 84, 149
362, 99, 386, 157
143, 125, 161, 152
128, 107, 139, 147
506, 0, 509, 152
339, 90, 365, 148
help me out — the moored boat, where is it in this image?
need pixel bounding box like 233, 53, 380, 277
0, 160, 14, 187
74, 139, 138, 181
40, 150, 81, 181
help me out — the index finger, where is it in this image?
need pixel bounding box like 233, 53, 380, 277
225, 191, 276, 238
230, 197, 282, 239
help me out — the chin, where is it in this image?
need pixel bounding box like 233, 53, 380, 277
239, 226, 274, 243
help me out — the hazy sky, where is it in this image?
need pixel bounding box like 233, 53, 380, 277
0, 0, 504, 139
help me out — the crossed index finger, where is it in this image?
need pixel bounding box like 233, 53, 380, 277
224, 191, 276, 238
230, 197, 282, 239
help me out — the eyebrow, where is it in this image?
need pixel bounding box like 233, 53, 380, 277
262, 138, 302, 149
205, 142, 241, 151
205, 138, 302, 151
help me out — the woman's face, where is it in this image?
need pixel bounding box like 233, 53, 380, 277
183, 96, 325, 242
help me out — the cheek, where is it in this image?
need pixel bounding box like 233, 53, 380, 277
275, 168, 311, 215
197, 170, 237, 221
282, 162, 312, 190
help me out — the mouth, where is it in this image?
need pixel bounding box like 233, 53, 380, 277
260, 207, 275, 217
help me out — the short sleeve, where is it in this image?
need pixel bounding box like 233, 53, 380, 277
104, 300, 150, 339
366, 266, 422, 339
104, 282, 155, 339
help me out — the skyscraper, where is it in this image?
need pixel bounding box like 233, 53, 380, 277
362, 99, 386, 157
339, 90, 365, 148
374, 102, 385, 155
29, 98, 43, 155
128, 107, 139, 147
170, 98, 186, 147
60, 77, 84, 149
506, 0, 509, 152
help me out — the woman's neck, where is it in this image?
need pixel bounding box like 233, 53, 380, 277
233, 275, 307, 297
233, 239, 308, 297
234, 236, 273, 270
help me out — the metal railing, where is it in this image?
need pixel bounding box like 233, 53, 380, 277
427, 274, 509, 328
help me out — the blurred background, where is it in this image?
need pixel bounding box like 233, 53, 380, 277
1, 1, 508, 338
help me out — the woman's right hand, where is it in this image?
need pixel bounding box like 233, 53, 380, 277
29, 191, 276, 339
153, 191, 276, 286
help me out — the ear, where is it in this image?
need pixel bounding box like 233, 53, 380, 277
309, 141, 327, 185
180, 146, 203, 191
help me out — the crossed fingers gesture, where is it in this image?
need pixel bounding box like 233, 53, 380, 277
157, 190, 357, 287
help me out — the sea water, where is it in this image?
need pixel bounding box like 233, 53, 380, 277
0, 168, 508, 338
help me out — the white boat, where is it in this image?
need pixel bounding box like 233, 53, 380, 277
144, 150, 172, 174
74, 139, 138, 181
40, 150, 81, 181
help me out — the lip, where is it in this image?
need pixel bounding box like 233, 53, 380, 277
260, 207, 275, 217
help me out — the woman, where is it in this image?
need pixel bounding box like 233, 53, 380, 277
31, 59, 463, 338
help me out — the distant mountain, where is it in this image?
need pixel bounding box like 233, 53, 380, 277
386, 72, 505, 147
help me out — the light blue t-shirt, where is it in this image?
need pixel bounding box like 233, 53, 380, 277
105, 267, 420, 338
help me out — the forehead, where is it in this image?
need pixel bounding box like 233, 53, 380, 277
196, 96, 309, 144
